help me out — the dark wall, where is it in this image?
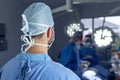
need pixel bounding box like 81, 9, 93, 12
0, 1, 71, 67
0, 0, 27, 67
49, 13, 72, 62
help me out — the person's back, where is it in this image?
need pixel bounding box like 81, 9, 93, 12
0, 2, 80, 80
0, 53, 79, 80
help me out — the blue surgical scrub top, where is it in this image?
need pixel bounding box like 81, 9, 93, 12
79, 47, 98, 66
0, 52, 80, 80
60, 43, 80, 71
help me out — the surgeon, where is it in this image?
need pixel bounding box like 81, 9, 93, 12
0, 2, 80, 80
60, 31, 83, 76
79, 37, 98, 67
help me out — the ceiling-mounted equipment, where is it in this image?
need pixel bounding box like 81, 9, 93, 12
65, 8, 84, 37
73, 0, 120, 4
52, 0, 73, 13
93, 26, 114, 47
66, 22, 84, 37
93, 17, 115, 47
52, 0, 120, 14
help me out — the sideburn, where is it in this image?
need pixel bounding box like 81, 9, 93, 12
48, 28, 54, 45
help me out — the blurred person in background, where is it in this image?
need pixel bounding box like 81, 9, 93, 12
79, 36, 98, 67
59, 31, 84, 76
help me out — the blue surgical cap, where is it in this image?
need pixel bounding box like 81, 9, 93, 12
21, 2, 54, 36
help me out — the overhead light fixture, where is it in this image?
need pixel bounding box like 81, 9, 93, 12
65, 6, 84, 37
66, 22, 84, 37
93, 26, 114, 47
66, 0, 73, 12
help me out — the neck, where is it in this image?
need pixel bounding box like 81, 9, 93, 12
27, 45, 48, 54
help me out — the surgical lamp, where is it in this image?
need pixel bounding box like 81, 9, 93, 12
66, 22, 84, 37
93, 26, 114, 47
65, 9, 84, 37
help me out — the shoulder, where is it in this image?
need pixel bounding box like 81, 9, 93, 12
62, 43, 74, 51
44, 61, 71, 73
79, 47, 85, 51
1, 57, 18, 69
0, 57, 20, 80
65, 43, 74, 48
37, 61, 80, 80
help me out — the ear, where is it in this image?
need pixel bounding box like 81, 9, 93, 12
47, 28, 52, 38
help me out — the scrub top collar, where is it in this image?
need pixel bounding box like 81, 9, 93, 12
17, 52, 52, 61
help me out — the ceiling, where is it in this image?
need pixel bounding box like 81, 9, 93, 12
20, 0, 120, 18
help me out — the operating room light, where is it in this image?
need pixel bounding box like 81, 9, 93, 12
66, 23, 83, 37
94, 27, 114, 47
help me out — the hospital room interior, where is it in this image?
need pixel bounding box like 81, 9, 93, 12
1, 0, 120, 80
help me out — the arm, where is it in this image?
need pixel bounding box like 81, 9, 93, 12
60, 44, 77, 70
89, 49, 99, 65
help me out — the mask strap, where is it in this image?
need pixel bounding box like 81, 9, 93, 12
21, 34, 34, 53
21, 34, 51, 53
34, 43, 49, 47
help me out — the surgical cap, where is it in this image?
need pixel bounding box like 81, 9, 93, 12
85, 38, 92, 43
21, 2, 54, 36
72, 31, 83, 38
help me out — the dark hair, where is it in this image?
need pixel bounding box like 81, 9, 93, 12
73, 31, 83, 38
85, 38, 92, 43
32, 33, 44, 39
